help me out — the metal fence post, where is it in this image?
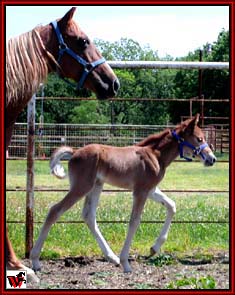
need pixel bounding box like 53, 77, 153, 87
25, 94, 35, 258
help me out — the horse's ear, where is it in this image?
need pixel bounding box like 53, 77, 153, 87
58, 7, 76, 27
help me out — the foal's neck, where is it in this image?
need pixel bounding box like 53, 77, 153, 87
158, 138, 179, 168
151, 130, 179, 168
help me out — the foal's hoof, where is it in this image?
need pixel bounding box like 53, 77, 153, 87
107, 255, 120, 266
31, 261, 42, 272
121, 261, 132, 273
149, 247, 157, 258
124, 268, 132, 273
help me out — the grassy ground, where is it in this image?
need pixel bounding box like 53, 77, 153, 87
6, 156, 229, 259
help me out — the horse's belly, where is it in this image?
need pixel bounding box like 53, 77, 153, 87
97, 171, 134, 190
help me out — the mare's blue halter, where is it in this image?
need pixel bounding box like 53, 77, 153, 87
171, 130, 208, 162
50, 21, 106, 90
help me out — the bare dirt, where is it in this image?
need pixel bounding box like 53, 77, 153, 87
24, 251, 229, 290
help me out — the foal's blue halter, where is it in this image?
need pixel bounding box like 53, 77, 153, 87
171, 130, 208, 162
50, 21, 106, 90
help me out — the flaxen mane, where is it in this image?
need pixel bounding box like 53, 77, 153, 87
6, 28, 54, 106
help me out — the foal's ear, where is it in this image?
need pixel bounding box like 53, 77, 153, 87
186, 113, 200, 134
59, 7, 76, 27
194, 113, 200, 125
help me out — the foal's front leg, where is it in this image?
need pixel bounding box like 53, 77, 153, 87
120, 193, 147, 273
148, 187, 176, 256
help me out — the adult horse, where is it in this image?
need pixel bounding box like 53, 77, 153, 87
31, 114, 216, 273
6, 7, 119, 282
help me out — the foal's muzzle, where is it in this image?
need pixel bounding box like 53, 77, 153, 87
204, 152, 217, 166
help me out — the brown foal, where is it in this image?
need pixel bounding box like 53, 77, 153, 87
31, 114, 216, 273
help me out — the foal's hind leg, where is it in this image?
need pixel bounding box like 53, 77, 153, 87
82, 181, 120, 265
30, 188, 86, 271
148, 187, 176, 256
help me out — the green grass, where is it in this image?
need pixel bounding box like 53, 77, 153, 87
6, 159, 229, 259
166, 275, 216, 289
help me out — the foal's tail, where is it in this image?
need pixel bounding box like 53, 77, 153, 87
50, 146, 74, 179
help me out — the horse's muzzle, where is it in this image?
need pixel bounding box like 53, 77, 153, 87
97, 78, 120, 99
113, 78, 120, 95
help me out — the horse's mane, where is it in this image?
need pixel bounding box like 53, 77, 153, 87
6, 27, 54, 107
136, 129, 171, 149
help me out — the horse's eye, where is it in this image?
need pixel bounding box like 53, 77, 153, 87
197, 137, 203, 143
77, 38, 89, 50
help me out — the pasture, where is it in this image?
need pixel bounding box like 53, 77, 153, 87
6, 156, 229, 260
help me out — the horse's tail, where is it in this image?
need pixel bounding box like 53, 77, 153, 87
50, 146, 74, 179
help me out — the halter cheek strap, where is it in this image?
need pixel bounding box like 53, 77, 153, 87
171, 130, 209, 162
50, 21, 106, 90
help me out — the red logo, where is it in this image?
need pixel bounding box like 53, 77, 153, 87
7, 271, 27, 289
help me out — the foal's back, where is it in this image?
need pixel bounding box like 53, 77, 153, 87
69, 143, 162, 191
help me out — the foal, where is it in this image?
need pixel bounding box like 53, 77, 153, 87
31, 114, 216, 273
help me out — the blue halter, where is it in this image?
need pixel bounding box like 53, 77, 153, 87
50, 21, 106, 90
171, 130, 208, 162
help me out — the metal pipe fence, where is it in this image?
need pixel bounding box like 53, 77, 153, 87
8, 123, 229, 159
6, 189, 229, 225
107, 60, 229, 70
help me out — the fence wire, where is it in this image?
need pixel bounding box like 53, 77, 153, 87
8, 123, 229, 158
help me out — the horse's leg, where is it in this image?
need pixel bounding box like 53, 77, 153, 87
30, 188, 87, 271
82, 181, 120, 265
120, 192, 147, 273
148, 187, 176, 256
6, 227, 21, 268
6, 124, 39, 282
6, 228, 39, 282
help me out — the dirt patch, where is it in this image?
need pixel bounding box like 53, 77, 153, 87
24, 251, 229, 290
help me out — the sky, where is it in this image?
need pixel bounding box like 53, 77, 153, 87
5, 5, 229, 58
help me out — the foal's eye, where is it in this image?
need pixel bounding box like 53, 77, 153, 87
197, 137, 203, 143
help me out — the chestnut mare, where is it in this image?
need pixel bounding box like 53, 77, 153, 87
31, 114, 216, 273
6, 7, 119, 281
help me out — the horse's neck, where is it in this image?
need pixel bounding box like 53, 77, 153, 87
38, 25, 57, 72
6, 29, 49, 127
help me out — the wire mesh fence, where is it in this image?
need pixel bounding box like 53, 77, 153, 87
8, 123, 229, 159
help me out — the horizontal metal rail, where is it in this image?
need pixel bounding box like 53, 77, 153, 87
7, 220, 228, 224
6, 158, 230, 165
35, 97, 230, 102
6, 187, 228, 193
107, 60, 229, 70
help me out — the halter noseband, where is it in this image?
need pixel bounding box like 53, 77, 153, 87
171, 130, 208, 162
50, 20, 106, 90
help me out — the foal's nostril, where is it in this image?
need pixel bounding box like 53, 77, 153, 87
113, 79, 120, 94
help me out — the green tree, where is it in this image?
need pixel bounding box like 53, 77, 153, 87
170, 29, 229, 123
95, 38, 170, 125
68, 100, 110, 124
